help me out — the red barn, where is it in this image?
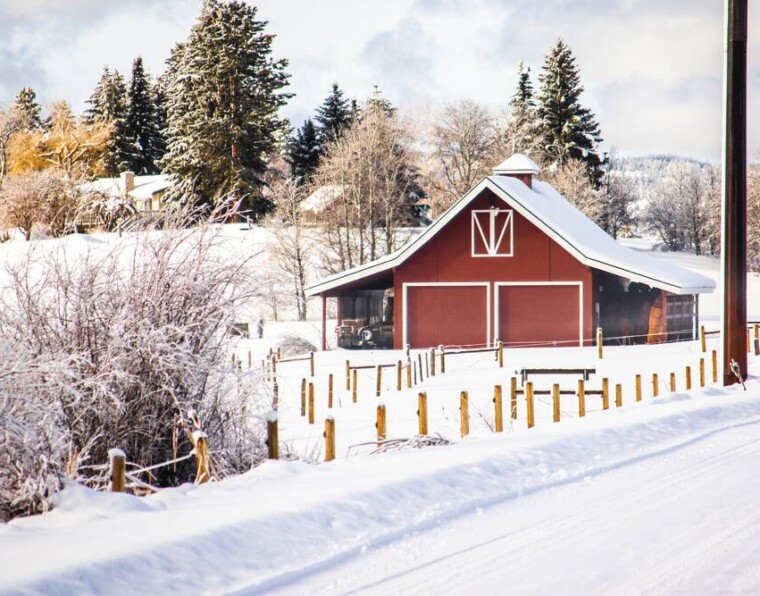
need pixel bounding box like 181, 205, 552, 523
307, 155, 716, 350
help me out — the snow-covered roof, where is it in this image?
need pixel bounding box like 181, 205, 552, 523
306, 174, 716, 297
493, 154, 540, 175
300, 185, 343, 214
80, 174, 171, 202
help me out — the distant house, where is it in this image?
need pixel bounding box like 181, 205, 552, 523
306, 154, 716, 350
81, 172, 171, 214
299, 185, 344, 225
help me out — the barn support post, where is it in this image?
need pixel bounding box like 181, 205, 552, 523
721, 0, 748, 385
321, 295, 327, 351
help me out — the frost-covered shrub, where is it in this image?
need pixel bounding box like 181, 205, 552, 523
277, 335, 318, 358
0, 206, 268, 515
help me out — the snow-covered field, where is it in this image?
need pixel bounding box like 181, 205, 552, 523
1, 229, 759, 595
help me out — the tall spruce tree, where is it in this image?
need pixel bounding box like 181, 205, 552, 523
315, 83, 353, 145
124, 57, 163, 174
161, 0, 292, 216
287, 119, 320, 184
85, 67, 131, 175
151, 79, 168, 166
13, 87, 43, 130
536, 39, 603, 184
504, 61, 543, 158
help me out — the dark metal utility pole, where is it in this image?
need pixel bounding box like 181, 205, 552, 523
722, 0, 748, 385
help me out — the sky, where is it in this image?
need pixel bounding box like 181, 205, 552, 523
1, 0, 758, 161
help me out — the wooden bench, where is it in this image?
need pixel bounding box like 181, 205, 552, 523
518, 367, 596, 386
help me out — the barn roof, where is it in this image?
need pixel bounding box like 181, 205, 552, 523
305, 175, 716, 297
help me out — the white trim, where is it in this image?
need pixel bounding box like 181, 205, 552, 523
471, 209, 514, 257
402, 282, 491, 348
494, 281, 584, 347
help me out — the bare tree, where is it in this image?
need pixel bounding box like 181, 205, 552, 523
0, 170, 81, 240
643, 161, 719, 255
269, 176, 310, 320
543, 158, 600, 222
598, 150, 638, 239
430, 100, 497, 208
313, 95, 426, 274
0, 105, 27, 182
747, 157, 760, 271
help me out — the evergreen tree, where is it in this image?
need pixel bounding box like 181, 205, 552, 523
13, 88, 43, 130
124, 57, 163, 174
151, 79, 168, 166
504, 61, 543, 159
314, 83, 353, 145
84, 67, 131, 175
161, 0, 292, 217
536, 39, 603, 184
287, 119, 320, 184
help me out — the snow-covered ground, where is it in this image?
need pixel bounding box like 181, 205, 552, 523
1, 230, 759, 595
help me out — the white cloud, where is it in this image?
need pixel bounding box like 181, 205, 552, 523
0, 0, 757, 160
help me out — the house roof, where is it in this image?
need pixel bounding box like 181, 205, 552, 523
305, 172, 716, 297
80, 174, 171, 202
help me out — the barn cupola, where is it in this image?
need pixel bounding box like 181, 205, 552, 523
493, 154, 540, 189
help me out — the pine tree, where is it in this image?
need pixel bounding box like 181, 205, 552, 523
84, 67, 131, 175
151, 79, 168, 166
536, 39, 603, 184
13, 88, 43, 130
287, 119, 320, 184
124, 57, 163, 175
161, 0, 292, 217
504, 61, 543, 159
314, 83, 353, 145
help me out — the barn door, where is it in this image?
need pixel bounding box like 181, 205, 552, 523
404, 284, 490, 349
497, 284, 582, 347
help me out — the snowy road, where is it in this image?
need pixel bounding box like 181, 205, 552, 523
270, 418, 760, 595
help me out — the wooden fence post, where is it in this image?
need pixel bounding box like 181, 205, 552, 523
266, 414, 279, 460
328, 373, 334, 409
597, 327, 603, 359
272, 382, 279, 410
405, 344, 411, 359
406, 359, 412, 388
577, 379, 586, 417
324, 416, 335, 462
748, 327, 752, 353
418, 392, 428, 436
270, 355, 277, 383
439, 345, 446, 374
352, 369, 358, 403
755, 324, 760, 356
429, 348, 436, 376
376, 365, 382, 397
418, 353, 423, 381
396, 360, 403, 391
699, 358, 705, 387
308, 382, 315, 424
376, 404, 386, 443
552, 384, 560, 423
652, 373, 659, 397
310, 351, 315, 377
602, 377, 609, 410
510, 377, 518, 420
635, 374, 642, 402
669, 372, 676, 392
346, 359, 351, 390
424, 354, 430, 378
526, 382, 535, 428
615, 384, 622, 408
494, 385, 503, 432
300, 378, 306, 416
460, 391, 469, 437
247, 350, 252, 369
686, 366, 692, 390
413, 360, 418, 385
498, 341, 504, 368
711, 350, 718, 383
193, 433, 211, 484
109, 448, 126, 493
700, 325, 706, 353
